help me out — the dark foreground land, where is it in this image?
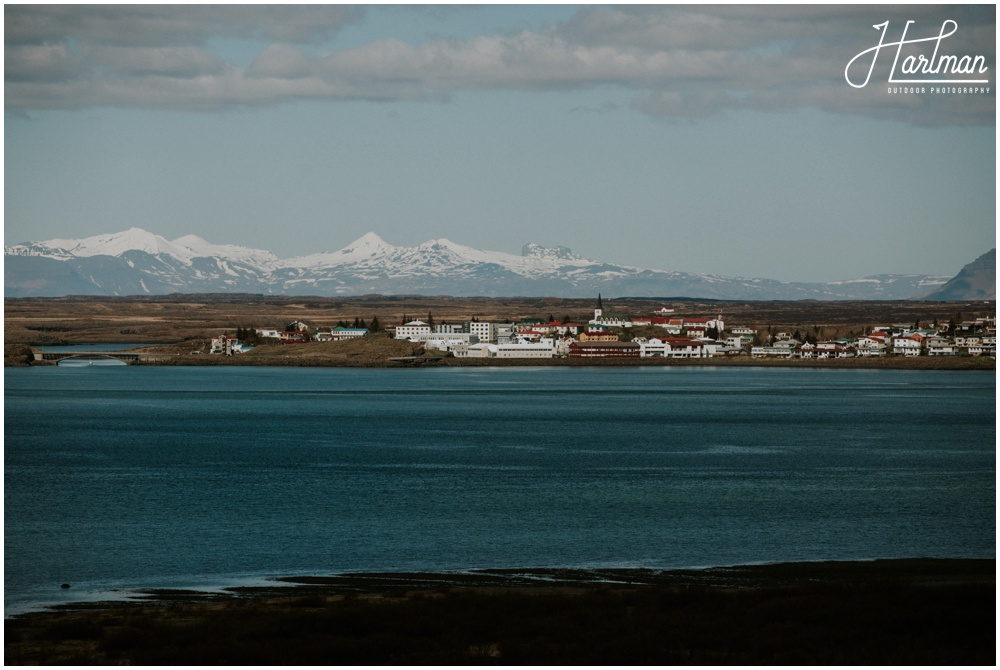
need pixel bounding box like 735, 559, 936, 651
5, 559, 994, 665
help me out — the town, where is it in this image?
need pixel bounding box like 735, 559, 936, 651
211, 296, 997, 361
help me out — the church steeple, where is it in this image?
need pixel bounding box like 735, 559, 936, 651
594, 293, 603, 321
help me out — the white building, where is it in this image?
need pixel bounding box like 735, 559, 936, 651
855, 339, 887, 357
396, 320, 432, 340
451, 342, 554, 358
468, 321, 496, 343
210, 335, 250, 355
418, 334, 479, 351
926, 338, 956, 356
255, 328, 281, 339
329, 327, 368, 341
724, 335, 754, 349
892, 335, 923, 356
452, 343, 493, 358
752, 346, 794, 358
635, 337, 708, 358
589, 294, 632, 329
495, 343, 555, 358
496, 323, 516, 343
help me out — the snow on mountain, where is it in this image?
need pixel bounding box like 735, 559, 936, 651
171, 234, 278, 266
6, 227, 277, 267
3, 227, 960, 299
40, 228, 194, 261
283, 232, 400, 268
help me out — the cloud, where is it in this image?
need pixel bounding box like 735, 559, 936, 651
3, 5, 995, 125
4, 5, 364, 46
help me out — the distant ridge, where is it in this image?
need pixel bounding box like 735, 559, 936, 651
5, 228, 954, 300
918, 249, 996, 301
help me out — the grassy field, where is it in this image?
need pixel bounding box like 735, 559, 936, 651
5, 294, 994, 346
5, 559, 994, 665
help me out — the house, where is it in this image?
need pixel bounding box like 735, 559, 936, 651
724, 335, 754, 349
495, 324, 516, 344
772, 339, 800, 349
730, 326, 755, 335
964, 338, 996, 356
802, 342, 850, 358
632, 337, 707, 358
278, 331, 309, 343
662, 338, 708, 358
568, 341, 641, 359
926, 337, 956, 356
546, 336, 576, 357
514, 318, 547, 333
210, 334, 250, 355
547, 322, 585, 336
855, 338, 887, 357
892, 334, 923, 356
684, 324, 708, 338
659, 318, 685, 335
515, 330, 547, 343
681, 316, 724, 336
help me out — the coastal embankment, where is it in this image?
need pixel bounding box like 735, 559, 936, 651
5, 559, 994, 665
9, 339, 995, 370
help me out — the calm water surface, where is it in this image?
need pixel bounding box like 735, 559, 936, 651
4, 366, 995, 613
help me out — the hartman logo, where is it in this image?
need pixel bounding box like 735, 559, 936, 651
845, 20, 990, 90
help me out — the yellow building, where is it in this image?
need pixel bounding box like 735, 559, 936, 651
578, 330, 620, 342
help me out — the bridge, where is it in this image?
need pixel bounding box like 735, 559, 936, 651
33, 350, 178, 365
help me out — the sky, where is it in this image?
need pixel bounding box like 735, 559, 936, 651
4, 4, 996, 283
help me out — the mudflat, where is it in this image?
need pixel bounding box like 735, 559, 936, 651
5, 558, 994, 665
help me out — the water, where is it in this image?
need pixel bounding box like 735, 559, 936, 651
4, 365, 995, 614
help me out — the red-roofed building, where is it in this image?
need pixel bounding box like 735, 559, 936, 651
569, 342, 641, 359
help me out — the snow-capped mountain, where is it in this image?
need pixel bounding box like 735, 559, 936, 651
4, 228, 954, 299
8, 227, 278, 266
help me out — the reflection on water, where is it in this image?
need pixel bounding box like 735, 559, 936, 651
57, 358, 128, 367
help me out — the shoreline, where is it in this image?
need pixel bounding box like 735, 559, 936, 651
8, 341, 996, 370
6, 558, 994, 664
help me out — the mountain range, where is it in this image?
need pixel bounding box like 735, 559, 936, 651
3, 227, 982, 300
